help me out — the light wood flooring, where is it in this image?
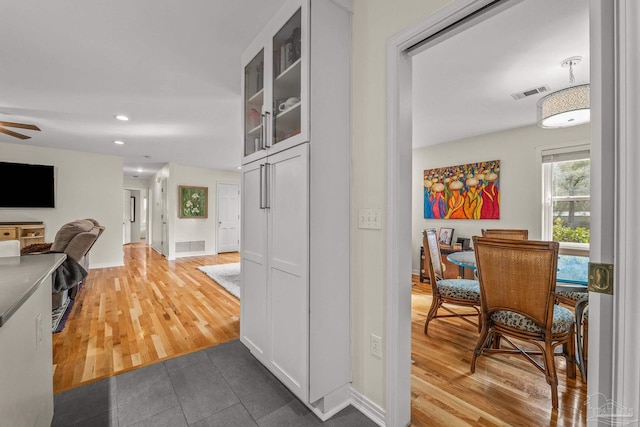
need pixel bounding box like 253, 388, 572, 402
410, 275, 587, 426
52, 243, 587, 425
52, 243, 240, 393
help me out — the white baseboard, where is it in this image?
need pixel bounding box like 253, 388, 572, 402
350, 388, 386, 427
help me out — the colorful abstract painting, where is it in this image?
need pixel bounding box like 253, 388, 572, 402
424, 160, 500, 220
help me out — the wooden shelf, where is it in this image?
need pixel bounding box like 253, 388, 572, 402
0, 222, 45, 249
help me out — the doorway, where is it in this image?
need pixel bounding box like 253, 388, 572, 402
385, 0, 618, 425
217, 182, 240, 253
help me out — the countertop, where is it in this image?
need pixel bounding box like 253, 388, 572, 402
0, 253, 66, 327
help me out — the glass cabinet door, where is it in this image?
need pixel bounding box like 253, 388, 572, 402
244, 49, 265, 157
271, 8, 302, 147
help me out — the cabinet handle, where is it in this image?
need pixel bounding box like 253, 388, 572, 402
259, 164, 266, 209
265, 111, 272, 148
264, 162, 271, 209
260, 114, 266, 151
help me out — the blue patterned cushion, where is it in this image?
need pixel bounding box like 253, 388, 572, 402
490, 305, 574, 334
436, 279, 480, 301
556, 290, 588, 301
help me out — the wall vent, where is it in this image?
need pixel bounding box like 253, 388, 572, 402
175, 240, 205, 253
511, 85, 551, 100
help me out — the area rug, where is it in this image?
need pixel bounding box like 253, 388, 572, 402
197, 262, 241, 299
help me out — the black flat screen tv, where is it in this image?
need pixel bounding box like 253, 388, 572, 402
0, 161, 55, 208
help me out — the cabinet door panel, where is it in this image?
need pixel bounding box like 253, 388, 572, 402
240, 162, 268, 359
267, 143, 309, 401
270, 268, 307, 397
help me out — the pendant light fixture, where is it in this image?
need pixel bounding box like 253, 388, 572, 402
537, 56, 590, 128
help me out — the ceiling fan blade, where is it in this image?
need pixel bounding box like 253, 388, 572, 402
0, 121, 41, 131
0, 127, 31, 140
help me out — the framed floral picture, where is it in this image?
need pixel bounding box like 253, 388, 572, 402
179, 186, 208, 218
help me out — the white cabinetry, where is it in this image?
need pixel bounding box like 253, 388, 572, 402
242, 0, 309, 165
240, 0, 351, 420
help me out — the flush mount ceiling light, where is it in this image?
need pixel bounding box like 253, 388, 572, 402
114, 140, 124, 145
537, 57, 590, 128
114, 115, 129, 121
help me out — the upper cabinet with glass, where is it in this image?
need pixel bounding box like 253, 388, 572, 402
241, 0, 309, 164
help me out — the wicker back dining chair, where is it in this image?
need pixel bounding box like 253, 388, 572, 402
422, 229, 481, 334
470, 236, 576, 409
481, 228, 529, 240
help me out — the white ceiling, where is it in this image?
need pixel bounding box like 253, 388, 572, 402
412, 0, 589, 148
0, 0, 286, 179
1, 0, 589, 179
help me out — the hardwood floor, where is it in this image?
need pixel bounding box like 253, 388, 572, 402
410, 275, 587, 426
52, 243, 240, 393
52, 244, 587, 425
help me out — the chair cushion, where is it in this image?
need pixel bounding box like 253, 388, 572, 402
556, 290, 588, 301
490, 305, 574, 334
436, 279, 480, 301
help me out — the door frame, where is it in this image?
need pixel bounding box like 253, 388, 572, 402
384, 1, 629, 425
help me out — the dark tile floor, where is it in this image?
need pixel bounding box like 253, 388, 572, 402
52, 340, 377, 426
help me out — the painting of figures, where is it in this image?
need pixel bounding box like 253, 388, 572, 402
424, 160, 500, 220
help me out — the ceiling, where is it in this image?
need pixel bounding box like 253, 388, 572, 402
413, 0, 590, 148
0, 0, 286, 179
1, 0, 589, 178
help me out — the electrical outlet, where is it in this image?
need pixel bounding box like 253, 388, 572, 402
370, 334, 382, 359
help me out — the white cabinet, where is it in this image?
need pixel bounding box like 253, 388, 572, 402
241, 0, 309, 165
240, 0, 352, 420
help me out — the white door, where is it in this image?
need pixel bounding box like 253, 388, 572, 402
123, 189, 132, 244
240, 161, 269, 362
217, 183, 240, 253
267, 143, 309, 402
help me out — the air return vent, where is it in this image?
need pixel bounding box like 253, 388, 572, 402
511, 85, 551, 100
175, 240, 205, 253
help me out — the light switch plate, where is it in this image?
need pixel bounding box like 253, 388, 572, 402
358, 208, 382, 229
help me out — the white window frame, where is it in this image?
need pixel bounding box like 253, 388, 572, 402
541, 144, 591, 254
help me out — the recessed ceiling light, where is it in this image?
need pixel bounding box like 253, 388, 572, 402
136, 168, 143, 172
236, 166, 242, 169
114, 115, 129, 121
114, 140, 125, 145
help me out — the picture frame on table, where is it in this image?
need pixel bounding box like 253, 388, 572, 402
438, 227, 454, 246
178, 185, 208, 218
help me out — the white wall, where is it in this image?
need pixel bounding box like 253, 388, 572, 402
351, 0, 456, 409
0, 142, 124, 268
411, 123, 591, 273
160, 163, 241, 260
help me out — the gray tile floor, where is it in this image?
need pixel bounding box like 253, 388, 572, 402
52, 340, 377, 426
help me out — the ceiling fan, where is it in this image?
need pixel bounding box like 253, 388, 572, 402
0, 121, 41, 140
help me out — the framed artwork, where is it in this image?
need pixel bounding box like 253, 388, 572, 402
424, 160, 500, 220
179, 186, 208, 218
438, 228, 454, 246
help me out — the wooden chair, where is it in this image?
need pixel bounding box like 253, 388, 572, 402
470, 236, 576, 409
422, 229, 481, 334
481, 228, 528, 240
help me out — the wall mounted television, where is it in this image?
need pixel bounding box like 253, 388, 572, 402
0, 161, 55, 208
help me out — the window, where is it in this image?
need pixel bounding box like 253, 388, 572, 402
541, 146, 590, 249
